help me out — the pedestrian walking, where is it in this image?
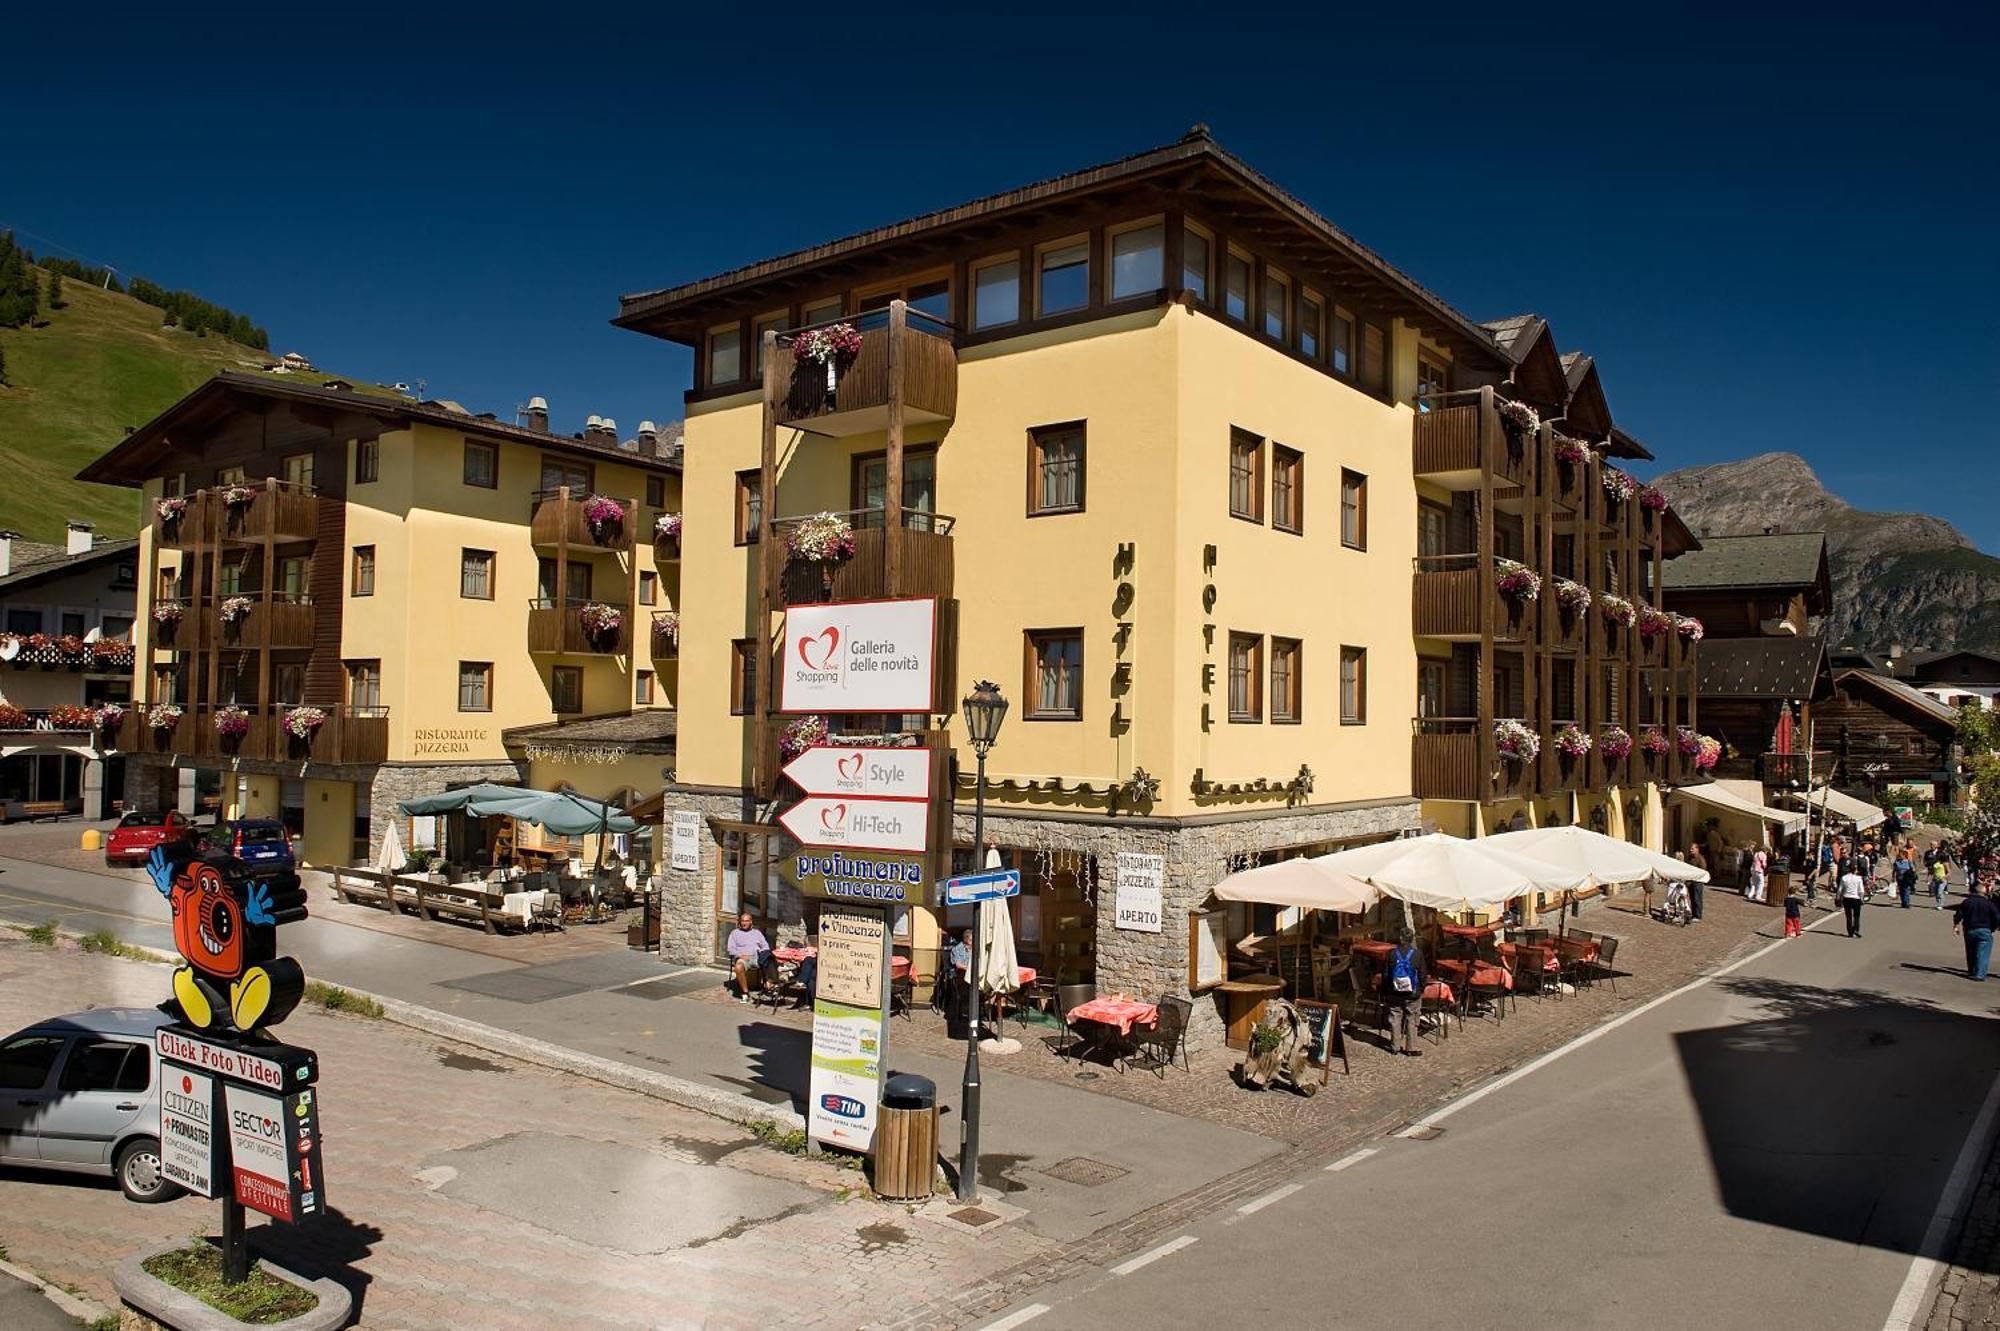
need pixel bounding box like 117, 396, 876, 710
1747, 847, 1769, 903
1895, 845, 1918, 908
1933, 852, 1953, 908
1687, 842, 1707, 921
1783, 889, 1803, 938
1838, 863, 1867, 937
1952, 884, 2000, 981
1379, 929, 1426, 1057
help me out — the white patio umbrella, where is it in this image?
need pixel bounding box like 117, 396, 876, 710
1488, 825, 1709, 886
374, 818, 403, 874
1315, 832, 1587, 917
976, 898, 1020, 997
1211, 857, 1381, 914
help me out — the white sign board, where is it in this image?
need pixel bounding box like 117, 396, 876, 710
782, 745, 933, 800
224, 1083, 289, 1215
779, 598, 937, 715
158, 1062, 216, 1197
1114, 851, 1165, 933
807, 903, 890, 1152
670, 810, 701, 872
779, 796, 930, 854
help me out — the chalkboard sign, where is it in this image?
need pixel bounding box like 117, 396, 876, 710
1294, 999, 1344, 1080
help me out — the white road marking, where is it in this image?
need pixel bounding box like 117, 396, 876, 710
612, 968, 693, 989
1325, 1147, 1379, 1172
979, 1304, 1051, 1331
1109, 1234, 1198, 1275
1881, 1066, 2000, 1331
1236, 1182, 1304, 1215
1396, 908, 1842, 1138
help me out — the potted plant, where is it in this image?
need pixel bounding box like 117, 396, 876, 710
1494, 558, 1542, 603
221, 483, 256, 511
214, 705, 252, 742
0, 703, 29, 729
1694, 734, 1723, 771
220, 595, 255, 626
284, 705, 327, 744
1553, 577, 1592, 621
654, 511, 682, 557
1599, 725, 1634, 763
1640, 485, 1669, 514
1639, 725, 1670, 763
93, 701, 127, 737
1553, 724, 1592, 762
1673, 613, 1705, 643
1495, 718, 1541, 764
1676, 725, 1701, 759
1496, 398, 1539, 454
147, 703, 183, 734
577, 601, 623, 649
1636, 605, 1672, 643
787, 511, 856, 565
582, 494, 626, 542
793, 321, 864, 401
779, 715, 827, 761
652, 611, 680, 658
1598, 594, 1636, 629
154, 495, 189, 527
1602, 467, 1639, 511
113, 1237, 350, 1331
47, 703, 93, 730
1553, 435, 1589, 472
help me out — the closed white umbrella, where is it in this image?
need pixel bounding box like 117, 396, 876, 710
374, 819, 404, 873
1211, 857, 1381, 914
1316, 832, 1587, 914
1489, 824, 1709, 886
976, 898, 1020, 996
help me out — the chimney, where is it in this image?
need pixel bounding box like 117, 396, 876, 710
525, 396, 549, 433
66, 521, 93, 556
1890, 643, 1904, 660
637, 420, 658, 449
0, 531, 15, 577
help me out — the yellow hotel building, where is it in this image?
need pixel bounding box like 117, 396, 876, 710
617, 129, 1699, 1002
79, 377, 683, 866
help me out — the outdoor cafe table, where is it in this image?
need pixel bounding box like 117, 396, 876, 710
1067, 996, 1159, 1035
1350, 939, 1397, 962
1431, 957, 1512, 990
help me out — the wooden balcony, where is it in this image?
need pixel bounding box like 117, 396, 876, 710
114, 705, 388, 766
649, 611, 679, 660
1412, 390, 1528, 491
212, 596, 316, 651
1412, 556, 1531, 642
771, 512, 955, 608
215, 480, 319, 544
528, 599, 632, 655
1412, 718, 1534, 804
773, 309, 957, 437
531, 489, 636, 553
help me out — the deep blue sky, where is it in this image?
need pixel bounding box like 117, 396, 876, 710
14, 4, 1997, 545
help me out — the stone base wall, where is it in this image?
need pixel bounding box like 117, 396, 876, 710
367, 760, 525, 865
652, 786, 774, 967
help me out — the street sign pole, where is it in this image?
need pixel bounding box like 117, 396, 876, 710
957, 745, 987, 1202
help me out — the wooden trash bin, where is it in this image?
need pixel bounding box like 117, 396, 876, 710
873, 1074, 938, 1200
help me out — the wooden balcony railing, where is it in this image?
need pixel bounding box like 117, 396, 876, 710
649, 611, 679, 660
1412, 388, 1529, 489
212, 595, 315, 651
773, 307, 957, 436
1412, 717, 1534, 804
115, 704, 388, 766
528, 599, 632, 655
530, 489, 636, 553
154, 479, 318, 548
771, 510, 955, 607
1413, 555, 1531, 642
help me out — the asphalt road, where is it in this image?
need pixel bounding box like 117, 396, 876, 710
978, 897, 2000, 1331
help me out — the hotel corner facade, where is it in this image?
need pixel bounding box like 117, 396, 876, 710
618, 129, 1701, 1009
79, 377, 682, 866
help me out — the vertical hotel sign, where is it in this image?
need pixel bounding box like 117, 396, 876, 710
807, 904, 892, 1151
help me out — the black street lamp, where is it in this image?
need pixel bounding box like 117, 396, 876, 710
956, 679, 1007, 1202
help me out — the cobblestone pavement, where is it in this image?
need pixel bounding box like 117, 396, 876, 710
1927, 1126, 2000, 1330
0, 934, 1049, 1331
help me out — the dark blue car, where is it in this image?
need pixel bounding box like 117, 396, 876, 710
219, 819, 296, 870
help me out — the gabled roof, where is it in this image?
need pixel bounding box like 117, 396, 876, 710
1695, 634, 1830, 700
78, 373, 681, 488
1558, 352, 1613, 439
0, 537, 139, 594
1481, 314, 1545, 361
504, 709, 677, 753
1833, 668, 1960, 728
1660, 532, 1831, 605
1905, 649, 2000, 682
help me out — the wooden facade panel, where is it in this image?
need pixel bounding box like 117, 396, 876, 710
772, 527, 954, 607
775, 323, 957, 431
530, 491, 635, 553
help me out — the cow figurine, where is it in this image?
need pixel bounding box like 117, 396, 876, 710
148, 842, 308, 1034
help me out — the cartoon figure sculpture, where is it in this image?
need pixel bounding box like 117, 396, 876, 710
148, 842, 309, 1034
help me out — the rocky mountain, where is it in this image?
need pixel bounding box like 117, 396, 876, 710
1653, 451, 2000, 655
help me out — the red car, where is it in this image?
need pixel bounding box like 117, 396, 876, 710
104, 810, 193, 867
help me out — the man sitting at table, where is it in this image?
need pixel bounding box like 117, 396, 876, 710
726, 911, 772, 1001
1379, 928, 1427, 1058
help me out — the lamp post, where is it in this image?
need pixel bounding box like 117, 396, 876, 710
957, 679, 1007, 1202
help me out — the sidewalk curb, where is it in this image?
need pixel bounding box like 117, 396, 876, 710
0, 1253, 113, 1325
364, 991, 808, 1136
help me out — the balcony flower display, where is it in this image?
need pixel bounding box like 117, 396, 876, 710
0, 703, 29, 729
213, 705, 252, 738
1695, 734, 1723, 771
1674, 613, 1705, 643
221, 484, 256, 509
1602, 468, 1639, 504
1553, 436, 1589, 467
147, 703, 183, 732
793, 322, 864, 395
92, 702, 126, 734
582, 494, 626, 540
787, 511, 856, 564
1637, 605, 1672, 638
152, 602, 184, 624
654, 512, 682, 542
1598, 594, 1636, 628
91, 638, 135, 668
1553, 724, 1592, 760
1494, 558, 1542, 602
1553, 578, 1593, 616
652, 612, 680, 649
578, 601, 623, 645
219, 595, 255, 624
283, 705, 327, 740
155, 496, 188, 524
1496, 398, 1540, 434
47, 703, 94, 730
779, 714, 828, 762
1639, 725, 1671, 757
1639, 486, 1669, 512
1677, 725, 1701, 757
1599, 725, 1634, 761
1494, 718, 1541, 764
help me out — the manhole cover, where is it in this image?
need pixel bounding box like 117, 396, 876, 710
1037, 1157, 1130, 1187
948, 1207, 1001, 1227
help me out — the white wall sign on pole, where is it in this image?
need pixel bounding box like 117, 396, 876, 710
779, 597, 937, 715
779, 796, 930, 854
1114, 851, 1165, 933
807, 903, 891, 1152
158, 1062, 216, 1198
670, 810, 701, 871
782, 745, 933, 800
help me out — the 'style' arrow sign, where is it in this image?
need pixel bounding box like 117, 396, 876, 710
779, 796, 930, 854
782, 745, 933, 800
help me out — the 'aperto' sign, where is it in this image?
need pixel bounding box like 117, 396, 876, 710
779, 597, 937, 715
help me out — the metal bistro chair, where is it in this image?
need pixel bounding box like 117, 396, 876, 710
1132, 995, 1193, 1078
1347, 960, 1385, 1034
1467, 938, 1515, 1021
1420, 977, 1461, 1043
1512, 943, 1558, 1002
1052, 983, 1098, 1061
1587, 935, 1622, 994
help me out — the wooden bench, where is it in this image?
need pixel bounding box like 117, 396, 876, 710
331, 869, 525, 934
330, 870, 395, 908
22, 801, 70, 822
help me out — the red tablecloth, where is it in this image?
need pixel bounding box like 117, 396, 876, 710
1350, 940, 1397, 961
1069, 997, 1158, 1034
1552, 938, 1601, 964
1434, 957, 1513, 990
1500, 942, 1560, 973
1422, 980, 1455, 1004
1441, 921, 1503, 939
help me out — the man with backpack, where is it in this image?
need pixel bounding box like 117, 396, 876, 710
1379, 928, 1427, 1057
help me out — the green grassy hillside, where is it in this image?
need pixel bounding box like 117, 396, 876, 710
0, 270, 384, 543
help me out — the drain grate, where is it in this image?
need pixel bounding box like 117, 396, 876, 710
1037, 1156, 1130, 1187
948, 1207, 1002, 1227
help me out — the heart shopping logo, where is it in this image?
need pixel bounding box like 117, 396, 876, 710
819, 803, 848, 831
797, 627, 840, 672
836, 753, 865, 781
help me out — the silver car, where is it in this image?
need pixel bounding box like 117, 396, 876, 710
0, 1007, 181, 1202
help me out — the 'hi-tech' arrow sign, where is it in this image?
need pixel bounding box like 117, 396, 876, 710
781, 745, 933, 800
779, 796, 930, 854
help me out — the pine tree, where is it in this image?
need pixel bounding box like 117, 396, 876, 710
46, 270, 63, 309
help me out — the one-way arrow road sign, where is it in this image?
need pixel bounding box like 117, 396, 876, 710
942, 869, 1021, 905
778, 795, 930, 854
780, 745, 933, 799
